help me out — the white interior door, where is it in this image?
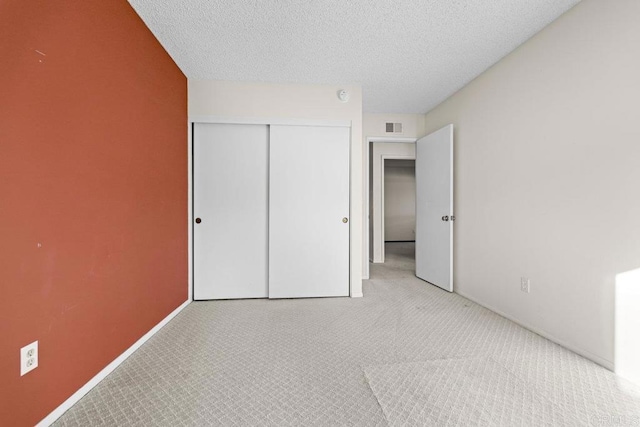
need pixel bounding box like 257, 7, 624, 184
269, 125, 350, 298
193, 123, 269, 300
415, 124, 453, 292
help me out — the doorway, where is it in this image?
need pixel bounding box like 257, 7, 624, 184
366, 124, 454, 291
368, 141, 416, 267
382, 158, 416, 278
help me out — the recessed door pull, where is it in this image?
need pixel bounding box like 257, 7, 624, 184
342, 217, 349, 223
441, 215, 449, 221
195, 218, 202, 224
451, 216, 455, 221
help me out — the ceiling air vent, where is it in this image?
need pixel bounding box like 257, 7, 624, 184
385, 122, 403, 133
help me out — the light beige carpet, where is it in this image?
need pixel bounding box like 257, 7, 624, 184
364, 353, 640, 426
54, 243, 640, 426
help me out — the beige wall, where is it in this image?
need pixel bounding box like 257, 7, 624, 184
422, 0, 640, 368
189, 80, 363, 296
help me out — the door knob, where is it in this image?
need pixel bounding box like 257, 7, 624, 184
195, 218, 202, 224
342, 217, 349, 223
441, 216, 449, 222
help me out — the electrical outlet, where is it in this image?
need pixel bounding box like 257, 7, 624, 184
520, 277, 530, 293
20, 341, 38, 376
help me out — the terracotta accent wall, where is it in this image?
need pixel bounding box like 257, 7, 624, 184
0, 1, 187, 425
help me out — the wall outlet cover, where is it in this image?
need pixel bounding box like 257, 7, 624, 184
20, 340, 38, 376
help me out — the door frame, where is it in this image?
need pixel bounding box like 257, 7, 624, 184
189, 116, 352, 300
364, 137, 417, 279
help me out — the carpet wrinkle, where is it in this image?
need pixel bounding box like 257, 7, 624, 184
363, 357, 584, 427
361, 366, 392, 427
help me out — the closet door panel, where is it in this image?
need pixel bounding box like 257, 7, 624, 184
269, 125, 350, 298
193, 123, 269, 300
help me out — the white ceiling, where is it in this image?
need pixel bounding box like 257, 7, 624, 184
128, 0, 580, 114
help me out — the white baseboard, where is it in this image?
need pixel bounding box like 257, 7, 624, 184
351, 292, 364, 298
37, 300, 191, 427
456, 289, 614, 371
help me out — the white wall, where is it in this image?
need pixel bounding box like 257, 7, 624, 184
422, 0, 640, 369
189, 80, 364, 297
384, 160, 416, 241
616, 268, 640, 385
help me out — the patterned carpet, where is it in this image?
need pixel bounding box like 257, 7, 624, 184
55, 243, 640, 426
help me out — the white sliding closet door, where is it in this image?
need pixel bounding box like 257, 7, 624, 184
193, 123, 269, 300
269, 125, 350, 298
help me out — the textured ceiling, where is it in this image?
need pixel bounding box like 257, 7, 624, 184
128, 0, 580, 113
